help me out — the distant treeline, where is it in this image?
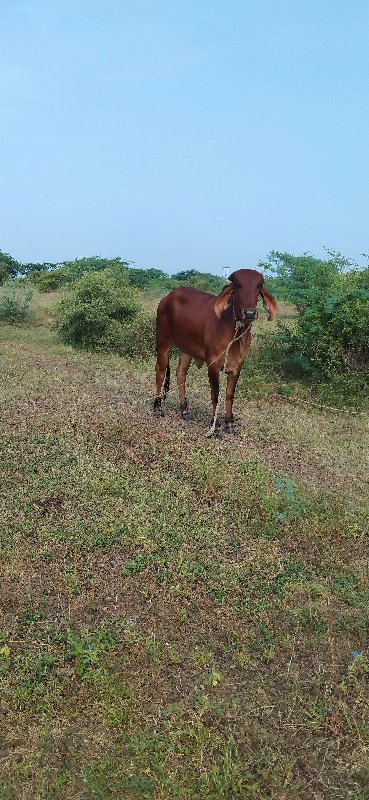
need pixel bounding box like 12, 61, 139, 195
0, 252, 227, 294
1, 249, 368, 303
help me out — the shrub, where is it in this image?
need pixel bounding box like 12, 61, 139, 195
276, 277, 369, 379
114, 311, 156, 358
247, 251, 369, 406
264, 258, 369, 405
0, 281, 33, 323
56, 267, 155, 358
27, 267, 70, 292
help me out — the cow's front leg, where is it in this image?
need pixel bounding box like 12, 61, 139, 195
224, 365, 243, 434
207, 364, 221, 435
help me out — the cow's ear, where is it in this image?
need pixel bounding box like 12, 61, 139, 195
214, 284, 233, 318
259, 287, 277, 321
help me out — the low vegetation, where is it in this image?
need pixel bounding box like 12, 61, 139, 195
0, 280, 33, 323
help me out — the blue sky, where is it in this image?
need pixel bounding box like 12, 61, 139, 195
1, 0, 368, 272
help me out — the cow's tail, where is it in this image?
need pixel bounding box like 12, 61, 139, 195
163, 363, 170, 399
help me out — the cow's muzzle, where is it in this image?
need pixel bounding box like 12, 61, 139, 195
243, 309, 258, 320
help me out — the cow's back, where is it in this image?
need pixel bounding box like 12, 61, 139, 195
156, 287, 216, 356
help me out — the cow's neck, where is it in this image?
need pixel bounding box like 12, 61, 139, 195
224, 306, 251, 337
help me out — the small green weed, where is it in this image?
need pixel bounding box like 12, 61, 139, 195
122, 553, 149, 576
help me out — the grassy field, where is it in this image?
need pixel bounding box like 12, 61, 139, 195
0, 291, 368, 799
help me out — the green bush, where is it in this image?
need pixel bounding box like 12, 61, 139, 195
0, 281, 33, 323
276, 278, 369, 379
27, 267, 70, 292
56, 267, 155, 358
115, 311, 156, 358
240, 251, 369, 407
263, 256, 369, 406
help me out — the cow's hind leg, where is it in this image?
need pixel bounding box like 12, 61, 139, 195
208, 364, 221, 436
176, 352, 192, 418
154, 344, 171, 417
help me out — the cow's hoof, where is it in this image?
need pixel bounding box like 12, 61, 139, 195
153, 408, 164, 418
207, 431, 222, 440
224, 423, 237, 435
207, 423, 222, 439
179, 400, 189, 420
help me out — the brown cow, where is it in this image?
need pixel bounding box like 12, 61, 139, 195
153, 269, 277, 434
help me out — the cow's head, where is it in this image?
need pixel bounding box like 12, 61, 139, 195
214, 268, 277, 322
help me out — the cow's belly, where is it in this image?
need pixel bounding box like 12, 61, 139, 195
171, 333, 206, 364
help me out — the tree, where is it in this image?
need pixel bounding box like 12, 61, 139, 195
19, 261, 61, 276
127, 268, 171, 290
258, 251, 342, 311
0, 250, 21, 284
172, 269, 223, 293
